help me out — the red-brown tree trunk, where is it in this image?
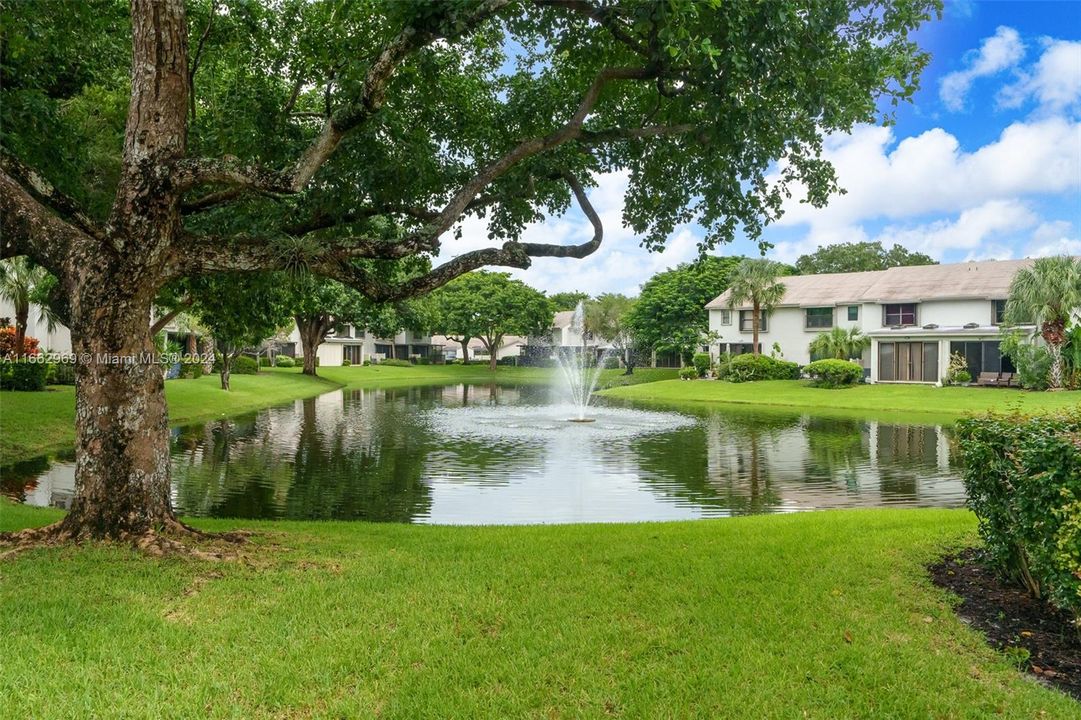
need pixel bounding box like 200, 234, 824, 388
13, 303, 27, 355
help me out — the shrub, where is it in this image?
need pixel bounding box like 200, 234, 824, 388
944, 351, 971, 385
50, 361, 77, 385
342, 358, 352, 367
603, 356, 620, 370
233, 356, 259, 374
274, 355, 295, 368
179, 360, 204, 379
957, 410, 1081, 630
725, 354, 800, 383
804, 359, 863, 388
379, 358, 412, 367
0, 327, 40, 358
362, 359, 372, 367
416, 357, 430, 366
692, 352, 712, 378
0, 359, 49, 390
678, 366, 698, 380
1001, 332, 1051, 390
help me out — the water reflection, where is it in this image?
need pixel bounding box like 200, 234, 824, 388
4, 383, 965, 523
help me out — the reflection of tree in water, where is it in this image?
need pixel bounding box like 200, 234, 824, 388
283, 395, 433, 521
0, 455, 51, 501
632, 407, 801, 515
171, 414, 295, 519
803, 416, 868, 490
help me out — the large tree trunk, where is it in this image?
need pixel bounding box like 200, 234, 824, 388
623, 347, 635, 375
60, 277, 175, 538
458, 338, 470, 363
53, 0, 190, 540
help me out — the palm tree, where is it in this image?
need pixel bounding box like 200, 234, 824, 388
726, 259, 787, 356
0, 257, 53, 354
1005, 255, 1081, 389
808, 326, 871, 361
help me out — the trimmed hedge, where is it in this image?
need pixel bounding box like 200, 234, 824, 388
0, 359, 49, 391
725, 354, 800, 383
804, 359, 863, 388
379, 358, 412, 367
678, 366, 698, 380
48, 361, 77, 386
274, 356, 295, 368
692, 352, 711, 378
212, 355, 259, 375
957, 410, 1081, 630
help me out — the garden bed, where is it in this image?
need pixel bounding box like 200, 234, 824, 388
931, 549, 1081, 701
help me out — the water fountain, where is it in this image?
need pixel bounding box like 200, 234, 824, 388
554, 301, 611, 422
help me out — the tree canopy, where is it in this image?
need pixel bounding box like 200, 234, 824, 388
628, 255, 743, 361
549, 291, 591, 312
584, 292, 637, 372
794, 241, 937, 275
429, 271, 554, 370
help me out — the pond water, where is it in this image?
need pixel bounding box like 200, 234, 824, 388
2, 383, 966, 524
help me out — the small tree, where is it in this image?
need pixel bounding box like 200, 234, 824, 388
726, 259, 787, 357
0, 258, 54, 354
584, 293, 637, 374
1005, 256, 1081, 389
187, 273, 292, 390
430, 271, 553, 371
808, 326, 871, 361
795, 241, 936, 275
629, 256, 743, 364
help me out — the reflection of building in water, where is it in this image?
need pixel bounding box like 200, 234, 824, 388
703, 412, 962, 511
21, 461, 77, 510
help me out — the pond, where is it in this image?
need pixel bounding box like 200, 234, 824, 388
2, 383, 965, 524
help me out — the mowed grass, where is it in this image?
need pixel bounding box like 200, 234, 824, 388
598, 378, 1081, 418
1, 502, 1076, 718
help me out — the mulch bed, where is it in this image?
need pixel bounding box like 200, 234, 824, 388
930, 548, 1081, 701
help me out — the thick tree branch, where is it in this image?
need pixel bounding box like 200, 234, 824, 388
0, 160, 93, 273
373, 170, 604, 302
188, 1, 217, 120
0, 151, 104, 242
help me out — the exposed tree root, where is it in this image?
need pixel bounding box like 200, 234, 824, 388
0, 517, 254, 561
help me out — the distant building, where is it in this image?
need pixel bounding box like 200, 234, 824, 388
280, 322, 437, 366
706, 258, 1048, 385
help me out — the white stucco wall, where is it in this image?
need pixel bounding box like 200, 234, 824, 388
0, 299, 72, 354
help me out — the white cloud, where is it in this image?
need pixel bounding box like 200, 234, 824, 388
1026, 220, 1081, 257
998, 39, 1081, 113
872, 200, 1038, 258
772, 117, 1080, 234
940, 26, 1025, 111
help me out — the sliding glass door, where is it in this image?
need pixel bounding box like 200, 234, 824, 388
878, 341, 939, 382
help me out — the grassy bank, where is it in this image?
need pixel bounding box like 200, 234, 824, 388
0, 365, 676, 464
1, 503, 1076, 718
598, 378, 1081, 418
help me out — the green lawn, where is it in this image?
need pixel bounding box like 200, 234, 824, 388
598, 378, 1081, 419
1, 502, 1076, 718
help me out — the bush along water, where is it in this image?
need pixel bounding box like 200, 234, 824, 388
804, 359, 863, 388
725, 354, 800, 383
692, 352, 712, 378
956, 409, 1081, 632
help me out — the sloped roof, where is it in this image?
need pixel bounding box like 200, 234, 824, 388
706, 258, 1040, 310
706, 270, 883, 309
552, 310, 576, 329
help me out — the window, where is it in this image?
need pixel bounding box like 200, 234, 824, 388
992, 300, 1007, 326
332, 322, 352, 339
739, 310, 768, 333
719, 309, 732, 326
805, 307, 833, 329
883, 303, 917, 327
343, 344, 364, 365
879, 341, 938, 382
847, 305, 859, 321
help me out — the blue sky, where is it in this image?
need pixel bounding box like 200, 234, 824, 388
440, 1, 1081, 295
